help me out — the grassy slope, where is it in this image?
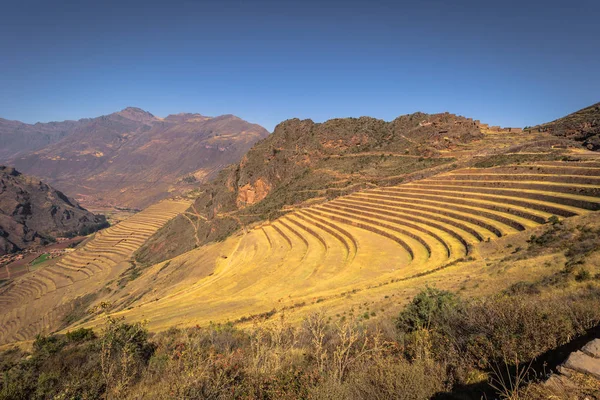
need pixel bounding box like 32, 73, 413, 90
2, 211, 600, 400
2, 107, 598, 348
136, 112, 484, 265
69, 128, 599, 334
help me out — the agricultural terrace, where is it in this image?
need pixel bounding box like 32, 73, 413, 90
93, 160, 600, 332
0, 200, 191, 345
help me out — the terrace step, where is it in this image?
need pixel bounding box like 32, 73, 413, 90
412, 179, 600, 198
377, 187, 551, 224
295, 211, 354, 261
336, 197, 490, 241
320, 202, 455, 259
306, 207, 426, 264
353, 192, 520, 235
330, 198, 473, 256
403, 183, 600, 211
460, 165, 600, 177
437, 172, 600, 185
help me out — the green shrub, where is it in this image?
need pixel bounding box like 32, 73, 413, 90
66, 328, 96, 343
575, 269, 592, 282
33, 335, 66, 355
396, 287, 460, 332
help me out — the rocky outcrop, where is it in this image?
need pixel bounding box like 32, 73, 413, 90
236, 178, 272, 208
0, 166, 107, 255
560, 339, 600, 380
136, 111, 484, 264
535, 102, 600, 151
545, 338, 600, 391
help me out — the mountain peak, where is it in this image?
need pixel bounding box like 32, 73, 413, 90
163, 112, 212, 123
116, 107, 156, 122
0, 166, 107, 255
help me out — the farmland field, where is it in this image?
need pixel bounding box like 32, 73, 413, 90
0, 199, 191, 345
60, 158, 600, 334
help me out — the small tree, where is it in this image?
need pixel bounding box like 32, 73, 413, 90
100, 316, 154, 398
396, 287, 460, 332
303, 311, 329, 374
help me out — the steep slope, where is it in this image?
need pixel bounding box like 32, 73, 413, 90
2, 108, 269, 208
535, 102, 600, 150
137, 112, 486, 263
0, 166, 107, 255
2, 151, 599, 343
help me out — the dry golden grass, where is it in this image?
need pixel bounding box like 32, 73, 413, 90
2, 146, 600, 347
66, 158, 600, 335
0, 199, 191, 345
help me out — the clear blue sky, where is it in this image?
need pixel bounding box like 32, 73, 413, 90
1, 0, 598, 131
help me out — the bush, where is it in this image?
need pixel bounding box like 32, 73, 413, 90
100, 316, 154, 397
2, 286, 599, 399
66, 328, 96, 343
345, 357, 448, 400
33, 335, 66, 355
575, 269, 592, 282
396, 287, 460, 332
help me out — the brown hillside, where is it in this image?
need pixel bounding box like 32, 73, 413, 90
1, 108, 269, 209
0, 118, 81, 159
0, 166, 107, 255
137, 112, 486, 264
535, 102, 600, 150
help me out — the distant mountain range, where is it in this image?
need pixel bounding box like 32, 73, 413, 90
0, 107, 269, 208
0, 166, 107, 255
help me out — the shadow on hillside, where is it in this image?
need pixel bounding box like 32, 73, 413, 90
431, 324, 600, 399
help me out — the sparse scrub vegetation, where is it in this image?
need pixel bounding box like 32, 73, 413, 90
2, 285, 599, 399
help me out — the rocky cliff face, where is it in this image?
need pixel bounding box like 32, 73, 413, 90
0, 166, 107, 255
1, 108, 270, 208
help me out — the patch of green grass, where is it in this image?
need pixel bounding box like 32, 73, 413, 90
118, 262, 144, 288
30, 253, 50, 266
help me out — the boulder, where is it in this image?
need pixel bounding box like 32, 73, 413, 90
563, 350, 600, 380
582, 339, 600, 359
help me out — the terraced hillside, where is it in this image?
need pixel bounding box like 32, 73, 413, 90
79, 158, 600, 333
0, 199, 190, 345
